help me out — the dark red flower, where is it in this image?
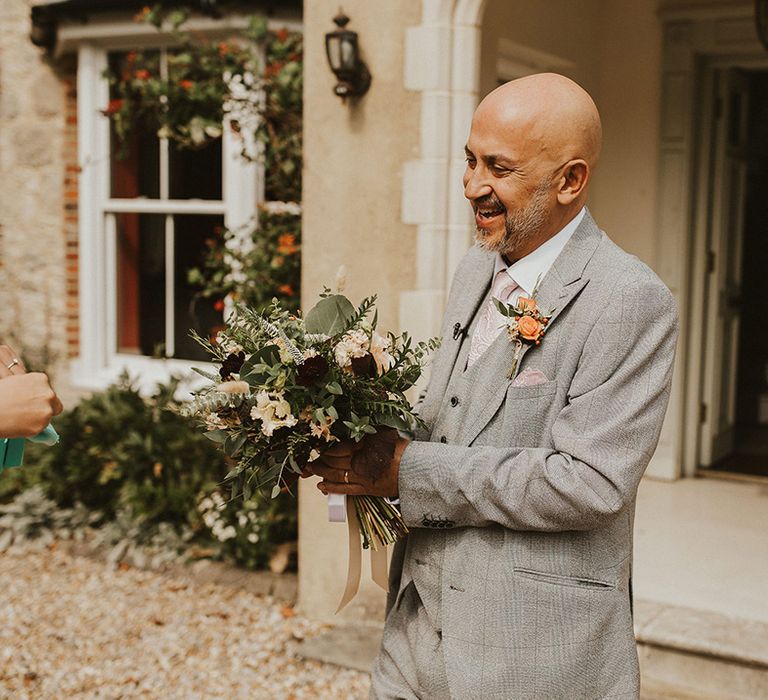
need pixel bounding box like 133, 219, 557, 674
276, 28, 289, 42
105, 99, 124, 114
220, 351, 246, 380
213, 299, 225, 312
296, 355, 329, 386
350, 353, 376, 378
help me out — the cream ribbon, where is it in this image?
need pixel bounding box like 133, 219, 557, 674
329, 495, 389, 613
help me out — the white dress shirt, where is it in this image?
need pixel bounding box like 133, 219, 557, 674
494, 206, 586, 305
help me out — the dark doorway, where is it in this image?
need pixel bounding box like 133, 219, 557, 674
708, 70, 768, 479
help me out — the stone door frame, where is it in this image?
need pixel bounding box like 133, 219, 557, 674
656, 1, 767, 478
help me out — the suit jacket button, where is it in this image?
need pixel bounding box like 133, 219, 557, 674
440, 435, 447, 443
450, 396, 459, 407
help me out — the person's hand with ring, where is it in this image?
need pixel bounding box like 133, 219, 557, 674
0, 344, 63, 438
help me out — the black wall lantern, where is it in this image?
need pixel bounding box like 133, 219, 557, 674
758, 0, 768, 50
325, 11, 371, 99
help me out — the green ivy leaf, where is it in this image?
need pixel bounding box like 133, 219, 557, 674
325, 381, 343, 395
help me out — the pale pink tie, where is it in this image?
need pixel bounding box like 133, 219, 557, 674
467, 270, 518, 368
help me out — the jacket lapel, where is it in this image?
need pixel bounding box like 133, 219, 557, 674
418, 247, 495, 428
456, 210, 603, 447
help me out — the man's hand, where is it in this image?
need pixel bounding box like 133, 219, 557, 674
0, 344, 63, 438
311, 428, 409, 499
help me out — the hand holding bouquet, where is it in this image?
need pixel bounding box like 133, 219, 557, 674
183, 290, 438, 551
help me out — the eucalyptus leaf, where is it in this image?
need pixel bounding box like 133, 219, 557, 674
326, 381, 343, 395
304, 295, 356, 335
204, 429, 228, 444
271, 485, 281, 499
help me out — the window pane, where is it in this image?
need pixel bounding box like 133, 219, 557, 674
109, 51, 161, 199
173, 214, 224, 361
116, 213, 165, 356
169, 139, 223, 200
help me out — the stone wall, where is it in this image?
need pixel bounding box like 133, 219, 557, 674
0, 0, 75, 394
298, 0, 421, 624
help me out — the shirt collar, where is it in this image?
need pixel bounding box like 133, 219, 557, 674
494, 206, 586, 296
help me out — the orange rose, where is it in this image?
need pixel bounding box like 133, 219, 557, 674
517, 296, 537, 313
134, 69, 151, 80
178, 80, 194, 90
517, 315, 542, 341
276, 233, 298, 255
278, 284, 294, 296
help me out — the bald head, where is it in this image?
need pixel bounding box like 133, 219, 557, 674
477, 73, 602, 172
463, 73, 602, 260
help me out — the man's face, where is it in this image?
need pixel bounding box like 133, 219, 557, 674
462, 112, 555, 259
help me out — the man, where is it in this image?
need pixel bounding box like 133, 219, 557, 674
313, 73, 677, 699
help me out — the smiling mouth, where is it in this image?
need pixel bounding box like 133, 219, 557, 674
475, 206, 505, 221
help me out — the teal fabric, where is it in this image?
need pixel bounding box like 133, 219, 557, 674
0, 424, 59, 472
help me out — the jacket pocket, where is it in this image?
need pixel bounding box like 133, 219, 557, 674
505, 378, 558, 400
513, 567, 616, 590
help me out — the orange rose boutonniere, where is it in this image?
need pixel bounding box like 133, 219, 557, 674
493, 286, 552, 378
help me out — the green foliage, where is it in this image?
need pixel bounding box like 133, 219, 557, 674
25, 375, 219, 528
103, 10, 303, 203
198, 489, 295, 570
187, 207, 301, 314
5, 374, 297, 570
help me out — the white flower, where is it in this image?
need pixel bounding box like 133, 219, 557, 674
247, 532, 259, 543
262, 201, 302, 216
333, 329, 370, 368
308, 449, 321, 462
370, 332, 395, 375
250, 390, 298, 437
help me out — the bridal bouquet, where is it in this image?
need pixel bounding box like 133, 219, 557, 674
183, 290, 438, 551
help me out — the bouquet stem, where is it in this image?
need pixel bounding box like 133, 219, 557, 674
352, 495, 409, 551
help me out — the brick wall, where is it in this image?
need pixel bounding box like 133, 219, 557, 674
0, 0, 75, 392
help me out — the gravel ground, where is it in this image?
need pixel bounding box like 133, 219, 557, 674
0, 543, 371, 699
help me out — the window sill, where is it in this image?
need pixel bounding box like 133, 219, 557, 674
70, 353, 214, 398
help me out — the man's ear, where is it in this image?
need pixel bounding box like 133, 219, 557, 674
556, 159, 590, 205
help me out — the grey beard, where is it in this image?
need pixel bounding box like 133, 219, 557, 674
475, 182, 551, 257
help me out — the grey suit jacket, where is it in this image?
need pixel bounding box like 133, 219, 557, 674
387, 211, 678, 699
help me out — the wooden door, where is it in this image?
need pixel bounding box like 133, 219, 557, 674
699, 69, 750, 467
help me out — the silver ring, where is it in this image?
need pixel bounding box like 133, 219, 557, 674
5, 359, 19, 370
343, 470, 349, 484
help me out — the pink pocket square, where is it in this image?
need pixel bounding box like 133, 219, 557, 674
510, 368, 549, 387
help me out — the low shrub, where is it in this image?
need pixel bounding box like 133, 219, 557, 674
3, 374, 297, 570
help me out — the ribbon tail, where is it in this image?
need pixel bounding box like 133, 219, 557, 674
370, 545, 389, 592
335, 496, 363, 613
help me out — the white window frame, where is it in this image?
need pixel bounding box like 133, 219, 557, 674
70, 17, 299, 392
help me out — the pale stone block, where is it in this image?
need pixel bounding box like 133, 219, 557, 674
401, 158, 449, 226
32, 70, 64, 117
450, 24, 482, 93
0, 91, 20, 120
415, 224, 448, 290
450, 90, 477, 155
446, 221, 474, 279
420, 0, 454, 26
399, 288, 446, 342
419, 91, 451, 160
448, 157, 470, 225
11, 124, 54, 167
404, 24, 451, 92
